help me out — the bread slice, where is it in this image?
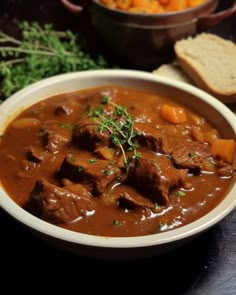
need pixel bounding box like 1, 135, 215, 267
174, 33, 236, 103
153, 62, 195, 85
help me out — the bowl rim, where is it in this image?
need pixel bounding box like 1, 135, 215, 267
0, 69, 235, 249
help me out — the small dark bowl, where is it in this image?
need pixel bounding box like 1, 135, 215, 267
61, 0, 236, 69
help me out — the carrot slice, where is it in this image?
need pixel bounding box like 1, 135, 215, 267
160, 104, 187, 124
131, 0, 163, 12
187, 0, 205, 8
211, 139, 236, 164
166, 0, 188, 11
158, 0, 171, 5
116, 0, 132, 10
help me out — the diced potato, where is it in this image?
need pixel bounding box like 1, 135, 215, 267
190, 113, 205, 126
95, 146, 116, 160
191, 126, 204, 142
204, 129, 220, 144
11, 118, 41, 129
201, 158, 216, 172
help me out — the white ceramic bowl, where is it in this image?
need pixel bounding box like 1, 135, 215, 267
0, 69, 235, 260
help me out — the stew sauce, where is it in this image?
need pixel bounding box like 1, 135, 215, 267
0, 86, 235, 237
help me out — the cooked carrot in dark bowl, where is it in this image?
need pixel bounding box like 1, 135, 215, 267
98, 0, 207, 14
61, 0, 236, 69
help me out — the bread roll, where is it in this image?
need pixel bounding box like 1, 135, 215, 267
174, 33, 236, 103
153, 62, 194, 85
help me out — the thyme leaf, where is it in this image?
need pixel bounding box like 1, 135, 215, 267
0, 21, 118, 99
88, 95, 140, 166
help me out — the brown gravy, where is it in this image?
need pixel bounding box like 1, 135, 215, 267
0, 85, 235, 237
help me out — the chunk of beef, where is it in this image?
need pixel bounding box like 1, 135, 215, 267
28, 178, 94, 224
95, 146, 116, 160
57, 155, 121, 196
138, 133, 170, 154
129, 156, 187, 205
54, 100, 81, 116
80, 89, 116, 115
134, 122, 167, 153
55, 104, 74, 116
73, 118, 111, 150
72, 91, 123, 151
18, 160, 38, 178
118, 191, 156, 211
217, 161, 236, 177
25, 146, 46, 163
171, 141, 210, 171
42, 120, 72, 153
134, 122, 188, 154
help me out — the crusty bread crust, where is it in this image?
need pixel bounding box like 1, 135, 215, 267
174, 33, 236, 103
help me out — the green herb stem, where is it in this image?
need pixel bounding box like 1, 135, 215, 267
1, 58, 25, 66
0, 32, 22, 45
88, 96, 140, 167
0, 46, 59, 56
0, 21, 117, 99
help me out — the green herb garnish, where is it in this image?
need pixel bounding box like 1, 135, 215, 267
68, 151, 76, 162
176, 190, 186, 197
77, 166, 83, 172
113, 220, 120, 226
101, 169, 112, 176
0, 22, 117, 99
59, 123, 74, 130
152, 159, 161, 171
88, 95, 140, 167
188, 151, 196, 158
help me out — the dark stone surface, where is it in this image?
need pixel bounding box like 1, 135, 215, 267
0, 206, 235, 294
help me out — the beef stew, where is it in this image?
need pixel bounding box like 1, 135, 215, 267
0, 85, 235, 237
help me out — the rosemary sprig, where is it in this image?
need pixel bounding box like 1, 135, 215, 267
88, 94, 141, 166
0, 21, 117, 99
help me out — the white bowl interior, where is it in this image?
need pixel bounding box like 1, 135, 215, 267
0, 69, 235, 259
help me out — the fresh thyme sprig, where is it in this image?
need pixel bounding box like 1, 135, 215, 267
0, 21, 117, 99
88, 94, 141, 166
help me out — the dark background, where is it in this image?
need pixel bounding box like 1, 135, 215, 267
0, 1, 235, 294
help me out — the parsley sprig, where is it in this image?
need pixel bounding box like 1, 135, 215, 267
88, 95, 141, 166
